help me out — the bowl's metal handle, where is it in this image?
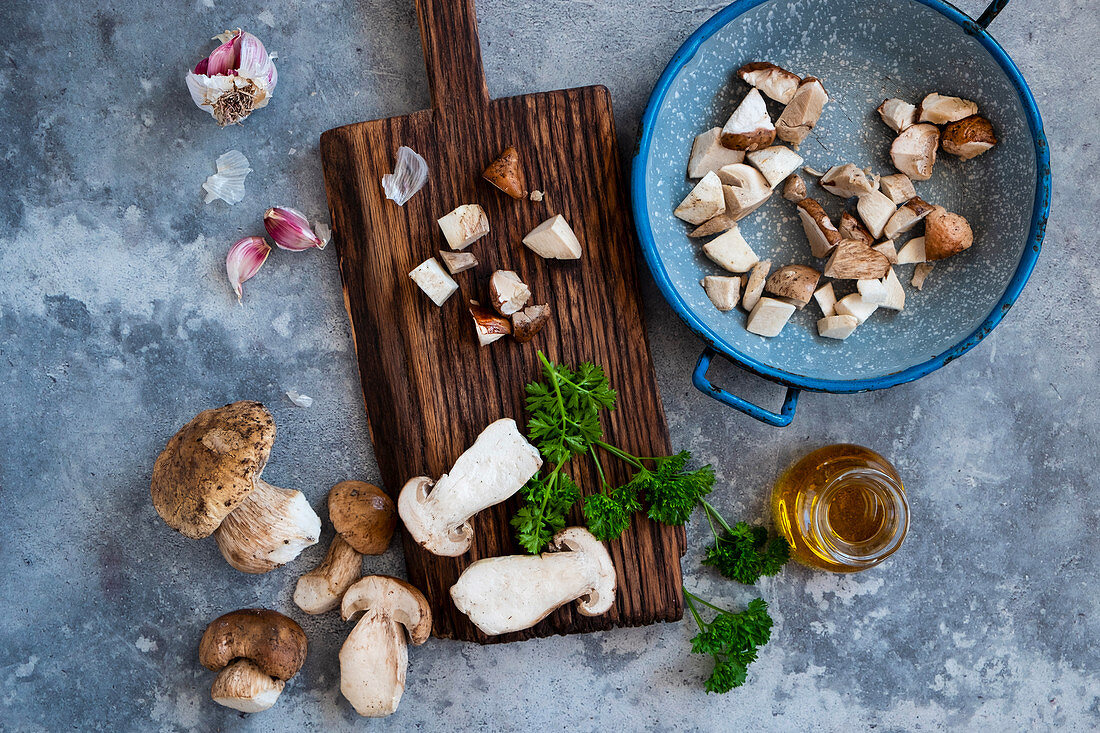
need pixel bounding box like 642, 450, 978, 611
976, 0, 1010, 28
692, 348, 801, 427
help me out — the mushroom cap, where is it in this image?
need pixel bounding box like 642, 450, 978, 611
329, 481, 397, 555
551, 527, 616, 616
151, 401, 275, 539
198, 608, 307, 681
341, 575, 432, 646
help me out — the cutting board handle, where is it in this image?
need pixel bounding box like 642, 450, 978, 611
415, 0, 490, 113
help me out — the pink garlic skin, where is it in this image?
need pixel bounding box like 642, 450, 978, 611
186, 30, 277, 125
226, 236, 271, 303
264, 207, 327, 251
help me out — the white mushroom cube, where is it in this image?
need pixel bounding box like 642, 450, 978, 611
834, 293, 879, 324
880, 268, 906, 311
857, 278, 889, 305
437, 205, 489, 250
820, 164, 876, 198
873, 241, 898, 264
687, 128, 746, 179
745, 297, 796, 337
702, 227, 759, 273
896, 236, 927, 264
674, 171, 726, 224
856, 189, 897, 239
439, 250, 478, 274
701, 275, 741, 311
817, 314, 860, 340
522, 215, 582, 259
717, 164, 772, 220
918, 93, 979, 125
813, 283, 837, 317
879, 174, 916, 205
745, 145, 804, 188
408, 258, 458, 306
741, 260, 771, 312
877, 98, 918, 133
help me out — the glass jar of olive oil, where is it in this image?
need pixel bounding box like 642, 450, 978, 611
772, 444, 908, 573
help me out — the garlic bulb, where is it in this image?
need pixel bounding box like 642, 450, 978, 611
382, 146, 429, 206
226, 236, 271, 303
186, 29, 278, 126
264, 207, 329, 251
203, 150, 252, 205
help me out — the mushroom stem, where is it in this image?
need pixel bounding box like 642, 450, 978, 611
214, 479, 321, 574
340, 611, 408, 717
210, 659, 285, 713
293, 535, 363, 614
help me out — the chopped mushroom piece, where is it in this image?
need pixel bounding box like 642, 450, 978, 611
824, 240, 892, 280
924, 207, 974, 260
437, 204, 490, 250
674, 171, 725, 224
820, 164, 877, 198
469, 302, 512, 346
701, 275, 741, 311
775, 77, 828, 146
398, 419, 542, 556
488, 270, 532, 316
883, 196, 934, 240
717, 164, 773, 219
879, 268, 906, 311
746, 297, 796, 337
720, 88, 776, 151
687, 127, 746, 178
817, 314, 860, 340
834, 293, 879, 324
512, 304, 550, 343
688, 213, 738, 238
912, 262, 934, 290
839, 211, 874, 246
856, 278, 889, 305
877, 98, 918, 133
450, 527, 616, 635
529, 190, 545, 202
879, 173, 917, 205
941, 115, 997, 160
200, 609, 307, 713
856, 189, 897, 239
813, 282, 837, 316
896, 236, 927, 264
482, 146, 527, 199
340, 576, 431, 717
702, 227, 759, 273
522, 215, 582, 259
782, 174, 807, 202
737, 61, 801, 104
409, 258, 459, 306
918, 93, 979, 125
439, 250, 478, 275
796, 198, 841, 257
890, 123, 939, 180
764, 265, 820, 308
746, 145, 804, 188
741, 260, 771, 312
873, 240, 899, 264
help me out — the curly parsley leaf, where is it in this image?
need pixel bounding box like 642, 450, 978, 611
629, 451, 716, 525
511, 470, 581, 555
685, 593, 773, 694
524, 354, 616, 465
700, 502, 790, 584
582, 484, 642, 541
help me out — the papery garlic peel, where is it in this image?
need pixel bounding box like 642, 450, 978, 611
226, 236, 271, 303
186, 29, 278, 126
382, 146, 429, 206
264, 207, 328, 251
203, 150, 252, 205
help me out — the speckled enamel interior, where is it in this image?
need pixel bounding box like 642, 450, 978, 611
641, 0, 1036, 381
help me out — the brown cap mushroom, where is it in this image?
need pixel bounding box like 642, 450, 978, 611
890, 123, 940, 181
924, 207, 974, 260
512, 303, 550, 343
737, 61, 801, 104
340, 575, 432, 717
764, 265, 820, 308
720, 88, 776, 151
941, 115, 997, 160
482, 146, 527, 199
775, 77, 829, 146
781, 174, 807, 202
150, 401, 320, 573
199, 608, 307, 713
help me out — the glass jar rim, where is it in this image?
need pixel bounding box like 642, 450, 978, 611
809, 466, 909, 568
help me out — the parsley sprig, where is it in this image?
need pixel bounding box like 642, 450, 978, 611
684, 590, 773, 694
700, 500, 790, 585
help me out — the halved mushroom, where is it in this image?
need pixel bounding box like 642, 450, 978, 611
717, 163, 772, 219
817, 314, 860, 340
781, 174, 807, 202
438, 205, 490, 250
512, 304, 550, 343
924, 207, 974, 260
912, 262, 935, 290
873, 240, 899, 264
796, 198, 841, 257
701, 275, 741, 311
775, 77, 828, 146
469, 302, 512, 346
745, 297, 796, 337
764, 265, 820, 308
856, 189, 897, 239
883, 196, 934, 240
741, 260, 771, 312
688, 213, 738, 238
737, 61, 801, 104
702, 226, 759, 273
820, 164, 876, 198
941, 115, 997, 160
895, 236, 927, 264
398, 418, 542, 556
720, 88, 776, 151
489, 270, 532, 316
340, 575, 431, 717
823, 240, 892, 280
522, 215, 583, 260
813, 282, 837, 316
890, 124, 939, 181
918, 93, 978, 125
688, 127, 746, 178
439, 250, 478, 275
482, 146, 527, 199
745, 145, 804, 188
674, 170, 726, 224
451, 527, 616, 635
199, 608, 307, 713
838, 211, 873, 246
878, 173, 917, 205
877, 98, 918, 133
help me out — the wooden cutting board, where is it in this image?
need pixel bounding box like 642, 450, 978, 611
320, 0, 684, 642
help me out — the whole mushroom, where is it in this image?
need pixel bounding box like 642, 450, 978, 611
151, 401, 321, 573
198, 608, 307, 713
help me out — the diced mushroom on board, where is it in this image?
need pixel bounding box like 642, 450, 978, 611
918, 93, 979, 125
856, 189, 897, 239
689, 213, 738, 238
746, 145, 804, 188
737, 62, 802, 104
488, 270, 532, 316
482, 146, 528, 199
796, 198, 841, 257
522, 215, 583, 259
438, 205, 490, 250
941, 115, 998, 160
873, 240, 899, 264
924, 207, 974, 260
741, 260, 771, 312
687, 128, 746, 179
834, 293, 879, 324
746, 297, 796, 337
824, 240, 892, 280
702, 227, 759, 273
877, 98, 918, 133
813, 283, 837, 317
408, 258, 458, 306
879, 173, 917, 205
764, 265, 820, 308
439, 250, 478, 275
782, 174, 807, 202
890, 124, 940, 181
896, 236, 927, 264
820, 164, 876, 198
512, 304, 550, 343
674, 171, 725, 224
775, 78, 829, 146
720, 88, 776, 151
879, 268, 906, 311
468, 302, 511, 346
701, 275, 741, 311
883, 196, 934, 240
839, 211, 874, 246
912, 262, 934, 290
817, 314, 860, 340
717, 164, 773, 219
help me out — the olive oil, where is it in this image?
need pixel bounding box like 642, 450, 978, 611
772, 444, 908, 573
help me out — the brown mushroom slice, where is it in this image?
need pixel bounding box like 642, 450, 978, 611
764, 265, 820, 308
737, 61, 801, 104
924, 207, 974, 260
890, 124, 939, 181
687, 127, 746, 178
439, 250, 478, 275
745, 145, 804, 188
717, 163, 772, 219
823, 240, 892, 280
856, 190, 897, 239
701, 275, 741, 311
775, 78, 829, 146
489, 270, 532, 316
879, 173, 917, 205
482, 146, 527, 199
796, 198, 841, 258
741, 260, 771, 312
450, 527, 616, 636
688, 213, 738, 238
877, 98, 918, 133
782, 174, 807, 202
918, 93, 979, 125
199, 608, 307, 713
883, 196, 934, 240
469, 302, 512, 346
720, 88, 776, 151
512, 304, 550, 343
838, 211, 874, 246
941, 115, 997, 160
151, 401, 321, 574
820, 164, 876, 198
340, 575, 432, 718
398, 418, 542, 556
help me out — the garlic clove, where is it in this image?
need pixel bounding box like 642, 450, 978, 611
202, 150, 251, 205
264, 207, 328, 251
205, 34, 239, 76
226, 236, 271, 304
381, 146, 428, 206
186, 29, 277, 125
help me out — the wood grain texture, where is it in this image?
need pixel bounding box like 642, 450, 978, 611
320, 0, 684, 643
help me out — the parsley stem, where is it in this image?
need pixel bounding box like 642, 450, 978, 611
682, 587, 706, 631
593, 440, 651, 469
588, 446, 609, 490
683, 589, 731, 615
700, 499, 735, 536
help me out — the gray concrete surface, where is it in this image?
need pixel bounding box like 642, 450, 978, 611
1, 0, 1096, 730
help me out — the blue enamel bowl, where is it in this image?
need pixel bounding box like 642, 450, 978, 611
631, 0, 1050, 426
